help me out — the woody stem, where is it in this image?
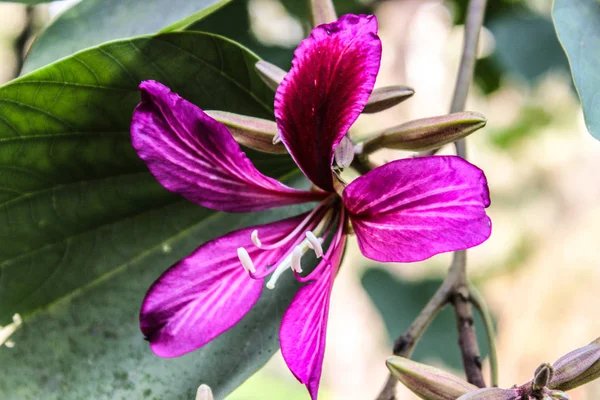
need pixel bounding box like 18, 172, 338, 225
375, 0, 488, 398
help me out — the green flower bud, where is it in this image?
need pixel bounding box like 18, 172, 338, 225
360, 111, 486, 154
457, 388, 520, 400
204, 111, 286, 154
550, 341, 600, 391
386, 356, 477, 400
255, 60, 286, 92
533, 363, 554, 390
196, 384, 213, 400
309, 0, 337, 26
362, 86, 415, 114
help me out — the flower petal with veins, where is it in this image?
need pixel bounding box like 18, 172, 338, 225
343, 156, 491, 262
132, 81, 324, 213
140, 213, 310, 357
275, 14, 382, 191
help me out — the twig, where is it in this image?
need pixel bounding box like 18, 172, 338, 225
469, 283, 499, 387
13, 6, 35, 77
374, 0, 488, 397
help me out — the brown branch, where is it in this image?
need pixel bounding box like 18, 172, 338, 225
374, 0, 488, 398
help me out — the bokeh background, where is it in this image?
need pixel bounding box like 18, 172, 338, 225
0, 0, 598, 399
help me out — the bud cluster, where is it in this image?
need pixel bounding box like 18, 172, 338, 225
386, 337, 600, 400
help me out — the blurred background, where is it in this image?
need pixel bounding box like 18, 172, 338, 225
0, 0, 598, 399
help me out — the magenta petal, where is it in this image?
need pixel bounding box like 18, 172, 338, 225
343, 156, 491, 262
275, 14, 382, 191
140, 213, 309, 358
280, 236, 347, 400
131, 80, 324, 212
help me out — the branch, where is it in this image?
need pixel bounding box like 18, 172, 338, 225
446, 0, 488, 385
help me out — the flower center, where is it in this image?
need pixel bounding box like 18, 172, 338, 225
236, 196, 337, 289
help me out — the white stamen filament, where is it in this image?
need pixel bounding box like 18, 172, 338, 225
305, 231, 323, 258
237, 247, 256, 273
265, 250, 294, 290
251, 230, 262, 248
291, 246, 303, 273
0, 314, 22, 347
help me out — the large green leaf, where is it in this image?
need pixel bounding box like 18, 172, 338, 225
21, 0, 231, 74
0, 31, 304, 399
553, 0, 600, 140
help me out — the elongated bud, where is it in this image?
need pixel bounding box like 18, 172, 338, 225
255, 60, 286, 92
309, 0, 337, 26
362, 86, 415, 114
196, 384, 213, 400
457, 388, 520, 400
533, 363, 553, 390
386, 356, 477, 400
205, 111, 286, 154
550, 341, 600, 391
361, 111, 486, 154
334, 135, 355, 168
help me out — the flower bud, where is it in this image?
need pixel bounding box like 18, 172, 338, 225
0, 314, 22, 347
548, 390, 570, 399
196, 384, 213, 400
255, 60, 286, 92
334, 135, 354, 168
550, 341, 600, 391
309, 0, 337, 26
204, 111, 286, 154
360, 111, 487, 153
362, 86, 415, 114
386, 356, 477, 400
457, 388, 520, 400
533, 363, 554, 390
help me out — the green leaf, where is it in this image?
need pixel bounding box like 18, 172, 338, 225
21, 0, 231, 74
553, 0, 600, 140
361, 268, 491, 370
0, 31, 303, 399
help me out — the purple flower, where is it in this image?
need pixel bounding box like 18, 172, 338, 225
131, 14, 491, 399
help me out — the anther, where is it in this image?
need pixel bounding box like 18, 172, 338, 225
291, 246, 303, 273
305, 231, 323, 257
251, 229, 262, 248
237, 247, 256, 273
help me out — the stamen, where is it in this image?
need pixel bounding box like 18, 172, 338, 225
291, 246, 303, 273
305, 231, 323, 257
237, 247, 256, 273
0, 313, 22, 347
251, 229, 262, 248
